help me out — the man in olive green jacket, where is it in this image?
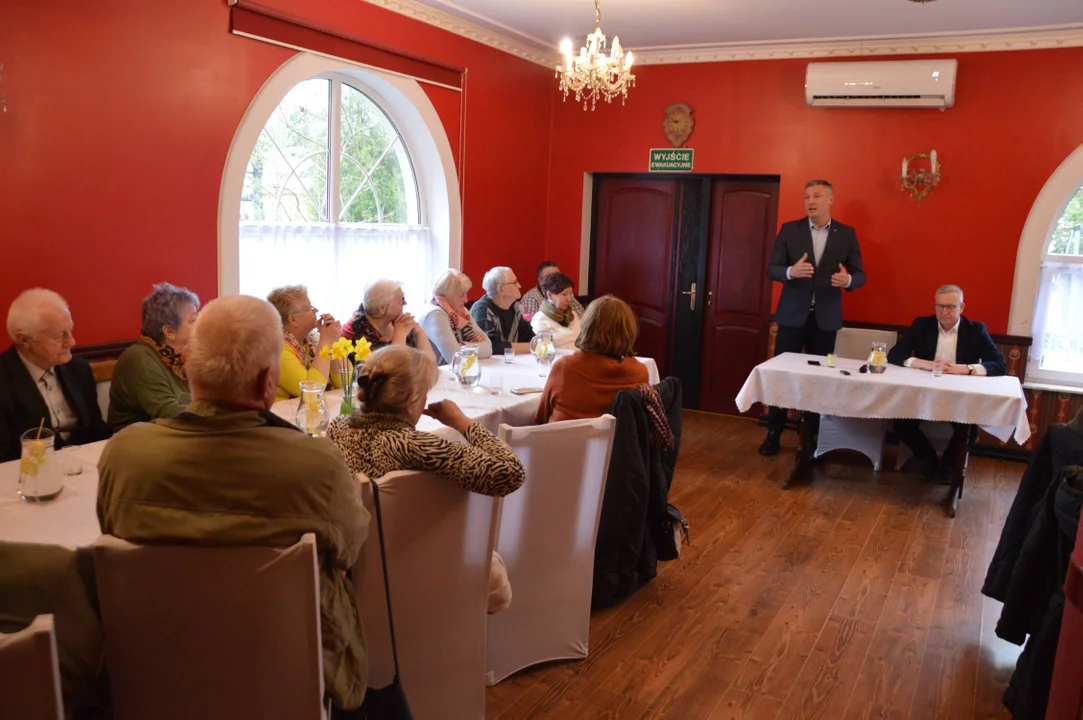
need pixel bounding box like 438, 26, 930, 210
97, 295, 371, 711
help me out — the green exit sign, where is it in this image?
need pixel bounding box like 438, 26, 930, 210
649, 148, 694, 172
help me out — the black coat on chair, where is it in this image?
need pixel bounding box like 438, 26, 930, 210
592, 377, 682, 610
0, 346, 112, 462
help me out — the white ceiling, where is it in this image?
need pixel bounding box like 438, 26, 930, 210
385, 0, 1083, 63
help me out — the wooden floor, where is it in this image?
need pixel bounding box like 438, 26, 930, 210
487, 411, 1025, 719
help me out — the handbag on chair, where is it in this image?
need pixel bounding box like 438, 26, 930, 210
358, 483, 414, 720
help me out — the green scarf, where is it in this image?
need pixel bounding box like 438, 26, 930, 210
539, 300, 575, 327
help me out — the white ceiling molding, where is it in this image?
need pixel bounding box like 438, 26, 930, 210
361, 0, 553, 66
361, 1, 1083, 68
631, 23, 1083, 65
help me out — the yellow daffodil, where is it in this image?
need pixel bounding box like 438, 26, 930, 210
354, 337, 373, 362
461, 353, 477, 373
319, 345, 331, 360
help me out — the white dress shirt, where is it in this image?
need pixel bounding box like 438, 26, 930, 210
786, 218, 852, 288
903, 319, 987, 375
18, 353, 79, 439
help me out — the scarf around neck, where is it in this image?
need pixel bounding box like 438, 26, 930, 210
635, 383, 676, 452
431, 296, 479, 342
140, 335, 188, 384
283, 330, 315, 368
540, 300, 575, 327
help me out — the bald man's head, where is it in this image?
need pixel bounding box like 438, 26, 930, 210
186, 295, 283, 409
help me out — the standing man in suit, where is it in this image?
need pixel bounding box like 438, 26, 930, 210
759, 180, 866, 456
887, 284, 1007, 481
0, 289, 112, 462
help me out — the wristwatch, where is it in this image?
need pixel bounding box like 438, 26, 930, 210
967, 364, 975, 375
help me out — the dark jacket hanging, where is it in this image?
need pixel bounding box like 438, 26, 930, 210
983, 424, 1083, 602
996, 466, 1083, 719
592, 377, 682, 609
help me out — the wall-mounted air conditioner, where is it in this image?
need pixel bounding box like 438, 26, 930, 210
805, 59, 957, 109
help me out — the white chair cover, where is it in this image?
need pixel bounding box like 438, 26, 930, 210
486, 415, 617, 686
353, 470, 495, 720
0, 614, 64, 720
92, 534, 325, 720
815, 328, 899, 470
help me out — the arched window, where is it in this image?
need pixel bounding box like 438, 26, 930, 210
237, 74, 430, 320
1028, 186, 1083, 387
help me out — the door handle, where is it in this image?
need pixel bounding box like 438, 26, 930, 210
681, 282, 697, 311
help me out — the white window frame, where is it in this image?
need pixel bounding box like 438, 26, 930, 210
1009, 141, 1083, 389
219, 53, 461, 299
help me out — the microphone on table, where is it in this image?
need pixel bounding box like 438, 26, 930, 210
858, 364, 868, 374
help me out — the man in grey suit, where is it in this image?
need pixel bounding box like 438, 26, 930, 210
759, 180, 866, 456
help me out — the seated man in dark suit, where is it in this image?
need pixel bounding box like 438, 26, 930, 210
1, 288, 112, 462
887, 284, 1007, 481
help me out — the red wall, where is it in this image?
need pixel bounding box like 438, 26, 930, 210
5, 1, 1082, 343
545, 49, 1083, 334
0, 0, 553, 344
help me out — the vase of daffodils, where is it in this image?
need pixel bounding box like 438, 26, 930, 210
320, 337, 374, 415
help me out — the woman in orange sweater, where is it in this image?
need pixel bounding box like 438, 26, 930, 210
535, 295, 650, 424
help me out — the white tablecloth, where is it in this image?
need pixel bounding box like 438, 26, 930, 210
0, 440, 107, 548
735, 352, 1031, 445
272, 352, 659, 438
0, 353, 660, 549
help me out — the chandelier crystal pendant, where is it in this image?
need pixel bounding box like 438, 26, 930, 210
555, 0, 635, 111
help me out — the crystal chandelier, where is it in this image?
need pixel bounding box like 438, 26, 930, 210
555, 0, 635, 111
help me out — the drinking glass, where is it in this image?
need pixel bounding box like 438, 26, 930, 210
59, 446, 83, 476
931, 360, 943, 378
296, 380, 328, 436
18, 428, 64, 502
503, 348, 515, 365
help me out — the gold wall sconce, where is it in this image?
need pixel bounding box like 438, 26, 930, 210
900, 150, 941, 202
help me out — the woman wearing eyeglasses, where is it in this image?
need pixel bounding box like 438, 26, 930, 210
266, 285, 344, 401
343, 279, 435, 361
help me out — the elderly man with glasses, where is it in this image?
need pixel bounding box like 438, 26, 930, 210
470, 266, 535, 354
887, 284, 1007, 482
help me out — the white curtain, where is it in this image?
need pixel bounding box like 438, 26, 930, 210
1034, 261, 1083, 373
239, 222, 434, 322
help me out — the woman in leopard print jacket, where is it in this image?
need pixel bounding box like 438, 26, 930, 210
327, 344, 524, 612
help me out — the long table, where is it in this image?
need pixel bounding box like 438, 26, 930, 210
735, 352, 1031, 517
0, 353, 659, 548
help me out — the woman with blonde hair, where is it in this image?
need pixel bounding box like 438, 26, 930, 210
343, 279, 434, 361
535, 295, 649, 424
266, 285, 343, 401
327, 344, 524, 612
421, 269, 492, 365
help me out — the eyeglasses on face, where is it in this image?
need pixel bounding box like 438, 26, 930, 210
934, 304, 959, 312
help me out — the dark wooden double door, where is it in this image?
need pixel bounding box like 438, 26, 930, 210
591, 175, 780, 414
